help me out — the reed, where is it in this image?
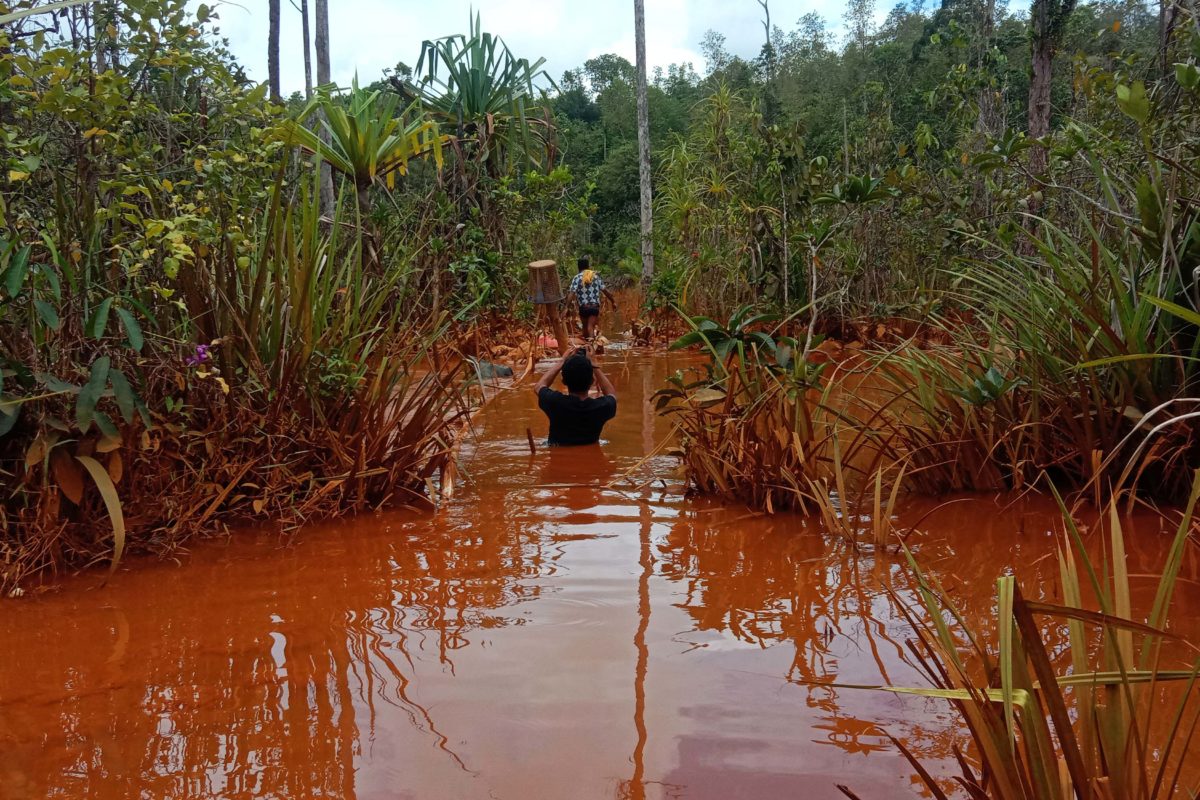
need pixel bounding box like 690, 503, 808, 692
3, 172, 474, 593
839, 471, 1200, 800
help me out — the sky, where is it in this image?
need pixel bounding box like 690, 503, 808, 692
189, 0, 860, 96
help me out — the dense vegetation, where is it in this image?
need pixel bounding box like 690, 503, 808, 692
0, 0, 584, 590
2, 0, 1199, 794
632, 1, 1200, 511
0, 0, 1197, 583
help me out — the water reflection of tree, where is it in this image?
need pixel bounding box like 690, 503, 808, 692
651, 496, 1165, 774
2, 488, 568, 797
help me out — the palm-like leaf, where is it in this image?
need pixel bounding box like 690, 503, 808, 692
286, 80, 444, 194
415, 12, 555, 170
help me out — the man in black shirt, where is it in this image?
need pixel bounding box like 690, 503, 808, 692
533, 345, 617, 446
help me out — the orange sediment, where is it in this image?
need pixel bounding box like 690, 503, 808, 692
1, 346, 1198, 799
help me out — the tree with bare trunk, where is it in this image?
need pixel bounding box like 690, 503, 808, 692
634, 0, 654, 285
1027, 0, 1075, 175
1160, 0, 1179, 76
315, 0, 335, 213
975, 0, 1003, 138
297, 0, 312, 97
268, 0, 280, 102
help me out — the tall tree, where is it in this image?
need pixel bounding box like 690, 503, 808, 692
314, 0, 335, 212
1027, 0, 1075, 174
974, 0, 1002, 137
299, 0, 312, 97
268, 0, 281, 102
1160, 0, 1179, 75
314, 0, 330, 87
634, 0, 654, 285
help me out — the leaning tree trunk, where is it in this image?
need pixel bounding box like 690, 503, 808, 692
314, 0, 336, 215
268, 0, 281, 102
300, 0, 313, 97
634, 0, 655, 286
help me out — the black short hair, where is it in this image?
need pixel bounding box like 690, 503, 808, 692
577, 256, 590, 271
561, 354, 594, 393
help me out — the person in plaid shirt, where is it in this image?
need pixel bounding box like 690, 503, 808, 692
567, 256, 616, 340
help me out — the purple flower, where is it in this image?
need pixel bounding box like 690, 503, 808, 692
185, 344, 211, 367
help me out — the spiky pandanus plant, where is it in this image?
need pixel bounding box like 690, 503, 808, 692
286, 79, 445, 216
414, 12, 556, 178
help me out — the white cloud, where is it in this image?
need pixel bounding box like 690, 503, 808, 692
193, 0, 862, 96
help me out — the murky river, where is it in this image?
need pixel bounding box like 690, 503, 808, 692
3, 346, 1199, 799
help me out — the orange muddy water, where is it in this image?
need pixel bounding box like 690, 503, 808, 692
3, 346, 1200, 799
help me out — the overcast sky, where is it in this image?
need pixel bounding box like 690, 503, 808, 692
190, 0, 861, 96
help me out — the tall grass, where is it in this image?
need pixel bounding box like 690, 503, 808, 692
838, 472, 1200, 799
3, 172, 474, 592
867, 205, 1200, 500
656, 314, 922, 544
660, 205, 1200, 511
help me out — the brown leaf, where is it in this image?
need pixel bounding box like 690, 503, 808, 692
51, 449, 85, 504
106, 451, 123, 485
96, 433, 122, 453
25, 435, 49, 469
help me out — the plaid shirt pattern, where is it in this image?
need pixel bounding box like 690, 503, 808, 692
570, 272, 605, 307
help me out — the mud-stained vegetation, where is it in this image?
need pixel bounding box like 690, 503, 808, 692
1, 0, 1199, 797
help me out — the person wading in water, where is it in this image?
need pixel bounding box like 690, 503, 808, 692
533, 345, 617, 446
567, 256, 616, 342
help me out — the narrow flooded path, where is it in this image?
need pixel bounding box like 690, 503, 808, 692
3, 345, 1199, 799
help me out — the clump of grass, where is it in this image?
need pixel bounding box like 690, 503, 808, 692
656, 309, 923, 546
2, 173, 475, 593
840, 471, 1200, 800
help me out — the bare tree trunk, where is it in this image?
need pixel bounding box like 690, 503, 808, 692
1027, 0, 1075, 176
1027, 36, 1052, 174
315, 0, 335, 214
975, 0, 1002, 138
300, 0, 313, 98
1160, 0, 1179, 76
314, 0, 330, 87
268, 0, 281, 103
634, 0, 654, 285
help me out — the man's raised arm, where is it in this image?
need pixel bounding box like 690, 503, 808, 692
532, 345, 580, 397
593, 363, 616, 401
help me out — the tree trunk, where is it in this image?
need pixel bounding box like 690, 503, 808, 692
314, 0, 330, 87
300, 0, 313, 98
314, 0, 335, 214
268, 0, 281, 103
634, 0, 655, 286
974, 0, 1002, 138
356, 182, 371, 216
1027, 33, 1052, 175
1160, 0, 1179, 76
1027, 0, 1075, 176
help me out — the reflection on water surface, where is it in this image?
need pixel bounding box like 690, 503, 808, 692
2, 350, 1198, 799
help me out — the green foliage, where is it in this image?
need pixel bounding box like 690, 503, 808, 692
873, 476, 1200, 800
286, 80, 444, 210
0, 0, 503, 591
416, 12, 555, 172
